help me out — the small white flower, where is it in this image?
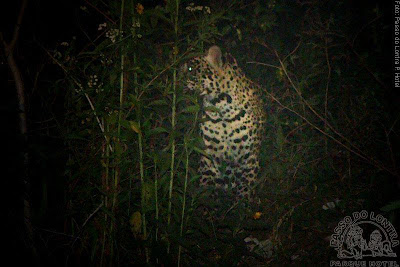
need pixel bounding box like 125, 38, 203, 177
61, 42, 69, 46
98, 22, 107, 31
322, 199, 341, 210
132, 21, 141, 28
186, 4, 210, 14
106, 29, 120, 43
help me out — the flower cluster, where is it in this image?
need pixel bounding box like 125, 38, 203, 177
81, 117, 91, 125
268, 0, 276, 9
132, 20, 140, 28
105, 29, 121, 43
100, 54, 113, 66
104, 107, 118, 116
98, 23, 122, 43
87, 75, 98, 88
87, 74, 104, 93
131, 20, 142, 39
95, 86, 104, 93
185, 3, 211, 14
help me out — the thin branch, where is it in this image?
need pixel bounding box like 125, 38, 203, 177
37, 42, 113, 152
324, 37, 331, 121
246, 61, 280, 69
84, 0, 116, 25
82, 201, 104, 229
274, 49, 367, 157
324, 36, 331, 153
346, 41, 387, 90
1, 0, 38, 262
267, 92, 369, 163
144, 45, 195, 90
265, 49, 398, 177
254, 41, 397, 178
9, 0, 28, 50
352, 15, 382, 47
283, 40, 302, 64
70, 201, 104, 247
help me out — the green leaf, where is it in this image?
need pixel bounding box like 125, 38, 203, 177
130, 211, 142, 234
192, 146, 208, 157
149, 99, 168, 106
120, 119, 130, 129
115, 142, 123, 155
221, 25, 231, 35
129, 121, 141, 134
182, 105, 200, 114
177, 95, 198, 104
381, 200, 400, 212
190, 175, 201, 183
147, 127, 169, 136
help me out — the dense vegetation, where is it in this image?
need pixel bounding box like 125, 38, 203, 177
6, 0, 398, 265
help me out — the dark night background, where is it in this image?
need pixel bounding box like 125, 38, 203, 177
3, 0, 399, 266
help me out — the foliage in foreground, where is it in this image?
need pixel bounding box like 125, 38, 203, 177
27, 0, 398, 265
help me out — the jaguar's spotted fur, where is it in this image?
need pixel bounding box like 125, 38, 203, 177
184, 45, 266, 201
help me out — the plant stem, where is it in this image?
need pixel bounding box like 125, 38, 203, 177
178, 143, 189, 266
101, 118, 110, 266
154, 159, 159, 264
167, 0, 180, 254
110, 0, 125, 263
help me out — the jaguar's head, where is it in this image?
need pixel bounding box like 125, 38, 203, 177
182, 45, 223, 95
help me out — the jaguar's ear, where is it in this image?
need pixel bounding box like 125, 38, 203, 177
205, 45, 222, 69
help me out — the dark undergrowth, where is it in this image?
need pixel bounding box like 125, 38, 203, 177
7, 0, 399, 265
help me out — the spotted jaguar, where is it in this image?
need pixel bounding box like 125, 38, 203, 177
184, 45, 266, 201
